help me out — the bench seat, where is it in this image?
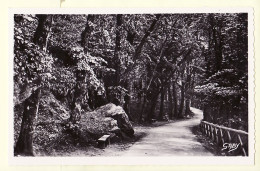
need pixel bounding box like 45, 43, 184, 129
97, 135, 111, 149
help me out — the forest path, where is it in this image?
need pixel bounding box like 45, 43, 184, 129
122, 107, 214, 156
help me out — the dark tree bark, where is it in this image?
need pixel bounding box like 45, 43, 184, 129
172, 83, 178, 118
15, 15, 52, 156
168, 84, 174, 120
203, 105, 209, 121
33, 15, 47, 46
14, 88, 41, 156
69, 82, 83, 123
114, 14, 122, 86
184, 98, 191, 116
126, 80, 132, 115
208, 14, 223, 73
178, 83, 185, 118
33, 15, 53, 51
132, 14, 161, 62
146, 91, 160, 122
123, 14, 161, 77
158, 86, 165, 120
81, 14, 95, 54
139, 93, 147, 122
184, 66, 192, 116
125, 14, 161, 120
68, 14, 95, 121
139, 48, 191, 122
212, 25, 223, 72
138, 41, 166, 122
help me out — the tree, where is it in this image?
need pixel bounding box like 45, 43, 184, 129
194, 13, 248, 131
14, 14, 112, 155
114, 14, 122, 86
14, 14, 53, 156
13, 13, 248, 156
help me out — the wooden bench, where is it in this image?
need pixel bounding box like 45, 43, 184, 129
151, 119, 156, 123
97, 135, 111, 149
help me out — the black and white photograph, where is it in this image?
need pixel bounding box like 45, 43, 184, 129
10, 8, 254, 165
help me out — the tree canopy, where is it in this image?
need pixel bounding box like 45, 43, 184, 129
13, 13, 248, 156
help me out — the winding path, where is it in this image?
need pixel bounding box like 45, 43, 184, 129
122, 107, 214, 156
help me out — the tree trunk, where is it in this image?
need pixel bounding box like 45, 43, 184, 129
69, 74, 85, 122
132, 14, 161, 62
124, 15, 161, 119
172, 83, 178, 118
139, 94, 147, 122
114, 14, 122, 86
178, 84, 185, 118
158, 87, 165, 120
33, 15, 52, 50
123, 14, 161, 77
14, 88, 41, 156
203, 105, 209, 121
70, 14, 95, 115
168, 85, 174, 120
81, 14, 95, 54
15, 14, 51, 156
184, 98, 191, 116
126, 79, 132, 116
146, 92, 159, 122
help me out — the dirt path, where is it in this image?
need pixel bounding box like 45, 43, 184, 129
121, 107, 214, 156
52, 107, 214, 156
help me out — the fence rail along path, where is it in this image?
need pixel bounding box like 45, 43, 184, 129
200, 121, 248, 156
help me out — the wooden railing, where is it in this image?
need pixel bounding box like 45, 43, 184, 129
200, 121, 248, 156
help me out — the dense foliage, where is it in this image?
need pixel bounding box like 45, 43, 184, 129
13, 13, 248, 156
193, 13, 248, 131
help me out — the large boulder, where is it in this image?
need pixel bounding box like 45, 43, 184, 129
98, 103, 134, 136
78, 103, 134, 140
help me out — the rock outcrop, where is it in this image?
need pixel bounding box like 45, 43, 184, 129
78, 103, 134, 140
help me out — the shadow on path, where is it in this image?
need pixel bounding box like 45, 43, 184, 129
121, 107, 214, 156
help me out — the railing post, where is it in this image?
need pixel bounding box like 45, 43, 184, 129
211, 126, 215, 141
200, 122, 204, 134
204, 123, 206, 135
199, 121, 248, 156
203, 123, 205, 134
237, 134, 247, 156
205, 124, 207, 135
207, 125, 210, 137
220, 128, 225, 145
209, 125, 212, 138
227, 130, 232, 143
215, 127, 219, 145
